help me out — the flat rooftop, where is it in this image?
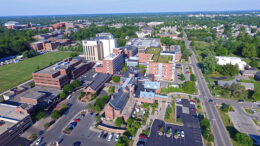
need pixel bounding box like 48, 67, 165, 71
128, 38, 160, 48
0, 103, 29, 135
16, 86, 62, 100
104, 53, 119, 60
121, 97, 136, 119
35, 58, 80, 75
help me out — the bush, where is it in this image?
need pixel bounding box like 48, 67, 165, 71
115, 117, 124, 126
190, 74, 196, 81
51, 110, 61, 120
63, 84, 73, 94
29, 133, 37, 140
235, 133, 253, 146
177, 117, 182, 123
44, 122, 50, 129
108, 86, 115, 93
112, 76, 120, 83
183, 81, 196, 94
71, 80, 81, 88
59, 91, 66, 99
29, 82, 35, 88
36, 111, 46, 120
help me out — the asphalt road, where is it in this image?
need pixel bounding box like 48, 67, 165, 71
34, 90, 88, 146
183, 31, 233, 146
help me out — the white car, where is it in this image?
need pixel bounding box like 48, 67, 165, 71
181, 131, 184, 138
35, 137, 43, 145
107, 133, 114, 141
115, 134, 120, 141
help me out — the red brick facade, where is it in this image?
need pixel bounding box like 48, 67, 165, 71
148, 62, 174, 80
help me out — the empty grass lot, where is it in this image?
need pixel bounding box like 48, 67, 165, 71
0, 52, 71, 93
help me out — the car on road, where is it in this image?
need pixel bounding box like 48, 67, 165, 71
208, 99, 213, 103
98, 131, 104, 138
186, 71, 190, 74
35, 137, 43, 145
139, 134, 148, 139
0, 120, 5, 126
55, 138, 63, 146
66, 94, 72, 100
137, 141, 146, 146
181, 131, 185, 138
73, 119, 80, 122
102, 133, 108, 139
238, 99, 244, 103
191, 108, 197, 111
108, 133, 114, 141
115, 134, 120, 141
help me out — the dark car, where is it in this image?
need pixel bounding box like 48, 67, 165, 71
137, 141, 146, 146
208, 99, 213, 103
102, 133, 108, 139
238, 99, 244, 103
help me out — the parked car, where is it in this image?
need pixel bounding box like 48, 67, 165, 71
137, 141, 146, 146
36, 137, 43, 145
176, 130, 181, 137
98, 131, 104, 138
181, 131, 185, 138
186, 71, 190, 74
238, 99, 244, 103
0, 120, 5, 126
107, 133, 114, 141
115, 134, 120, 141
139, 134, 148, 139
191, 108, 197, 111
102, 133, 108, 139
157, 125, 162, 132
168, 127, 173, 135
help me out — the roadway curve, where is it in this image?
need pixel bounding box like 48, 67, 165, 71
183, 31, 233, 146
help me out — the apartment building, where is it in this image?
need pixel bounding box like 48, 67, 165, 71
95, 53, 124, 74
96, 33, 117, 57
0, 104, 33, 146
147, 62, 175, 80
82, 40, 104, 61
33, 57, 91, 89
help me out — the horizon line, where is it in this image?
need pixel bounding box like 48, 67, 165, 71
0, 9, 260, 17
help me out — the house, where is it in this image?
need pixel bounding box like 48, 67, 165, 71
241, 70, 258, 77
217, 80, 254, 91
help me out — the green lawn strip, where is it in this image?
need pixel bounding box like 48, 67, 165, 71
218, 109, 244, 146
0, 52, 71, 93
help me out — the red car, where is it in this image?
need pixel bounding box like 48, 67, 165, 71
191, 108, 197, 111
74, 119, 80, 122
139, 134, 148, 139
157, 126, 161, 132
186, 71, 190, 74
190, 100, 195, 103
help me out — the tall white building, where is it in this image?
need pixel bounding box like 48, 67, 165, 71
96, 33, 117, 57
82, 40, 104, 61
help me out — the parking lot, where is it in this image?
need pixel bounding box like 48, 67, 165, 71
58, 113, 115, 146
146, 99, 203, 146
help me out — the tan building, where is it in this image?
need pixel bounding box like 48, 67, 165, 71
0, 104, 33, 146
95, 53, 124, 75
82, 40, 104, 61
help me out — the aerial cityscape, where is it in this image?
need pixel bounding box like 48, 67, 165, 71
0, 1, 260, 146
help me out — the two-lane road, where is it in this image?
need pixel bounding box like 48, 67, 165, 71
183, 31, 233, 146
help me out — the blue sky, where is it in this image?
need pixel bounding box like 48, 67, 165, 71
1, 0, 260, 16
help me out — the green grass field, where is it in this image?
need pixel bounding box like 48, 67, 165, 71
0, 52, 71, 93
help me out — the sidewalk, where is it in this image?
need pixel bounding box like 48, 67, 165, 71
21, 115, 52, 139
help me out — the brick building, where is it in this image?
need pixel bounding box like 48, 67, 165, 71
95, 53, 124, 74
33, 57, 92, 89
147, 62, 175, 80
105, 77, 136, 122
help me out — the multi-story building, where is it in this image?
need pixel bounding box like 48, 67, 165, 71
96, 33, 117, 57
82, 40, 104, 61
147, 62, 175, 80
30, 41, 44, 51
113, 45, 138, 58
139, 47, 176, 80
0, 103, 33, 146
95, 53, 124, 74
33, 57, 92, 89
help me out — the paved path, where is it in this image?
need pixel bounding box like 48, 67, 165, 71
183, 31, 233, 146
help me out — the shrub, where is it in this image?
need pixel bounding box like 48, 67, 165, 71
112, 76, 120, 83
115, 117, 124, 126
51, 110, 61, 120
36, 111, 46, 120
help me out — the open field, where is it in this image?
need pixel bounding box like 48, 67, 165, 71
0, 52, 71, 93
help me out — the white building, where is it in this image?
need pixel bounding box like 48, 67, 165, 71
96, 33, 117, 57
136, 31, 151, 38
4, 21, 20, 27
216, 56, 247, 70
82, 40, 104, 61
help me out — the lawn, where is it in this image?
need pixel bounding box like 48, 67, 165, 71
164, 101, 183, 126
157, 55, 172, 63
0, 52, 71, 93
240, 78, 260, 94
207, 72, 234, 83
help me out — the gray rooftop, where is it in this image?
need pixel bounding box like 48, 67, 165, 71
109, 88, 129, 111
89, 73, 111, 91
